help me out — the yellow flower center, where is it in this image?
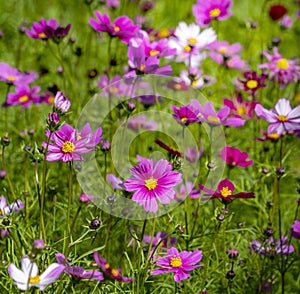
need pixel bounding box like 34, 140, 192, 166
174, 84, 181, 90
19, 95, 29, 103
158, 28, 170, 38
237, 106, 247, 116
277, 58, 289, 70
184, 45, 192, 52
0, 209, 4, 216
48, 96, 55, 104
267, 133, 280, 140
218, 46, 227, 54
150, 49, 160, 56
181, 117, 188, 124
191, 80, 198, 87
170, 256, 182, 268
277, 115, 288, 122
38, 32, 47, 39
109, 86, 119, 93
111, 268, 119, 276
207, 116, 220, 124
145, 177, 158, 190
209, 8, 221, 18
105, 263, 110, 269
220, 186, 232, 198
113, 25, 120, 32
140, 64, 146, 71
61, 141, 75, 153
7, 75, 16, 81
188, 38, 197, 45
29, 275, 41, 284
246, 80, 258, 89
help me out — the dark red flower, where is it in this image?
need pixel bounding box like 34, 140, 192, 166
269, 4, 288, 21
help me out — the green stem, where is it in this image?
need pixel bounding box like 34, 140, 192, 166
1, 146, 16, 201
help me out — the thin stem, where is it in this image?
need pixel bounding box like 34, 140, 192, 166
1, 146, 16, 201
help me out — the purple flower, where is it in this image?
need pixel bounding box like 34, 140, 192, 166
172, 105, 199, 126
220, 146, 253, 167
259, 47, 300, 87
280, 15, 293, 29
144, 232, 177, 249
93, 251, 134, 282
89, 11, 140, 43
0, 195, 24, 217
97, 74, 128, 97
193, 0, 233, 27
199, 178, 254, 203
291, 220, 300, 240
8, 256, 65, 291
127, 115, 158, 131
106, 174, 125, 190
191, 100, 245, 127
43, 123, 102, 162
79, 193, 94, 203
33, 239, 45, 250
151, 247, 203, 282
226, 248, 239, 259
237, 71, 267, 96
55, 253, 104, 281
0, 170, 6, 179
124, 158, 182, 212
54, 91, 70, 113
26, 18, 71, 41
255, 98, 300, 135
5, 85, 41, 108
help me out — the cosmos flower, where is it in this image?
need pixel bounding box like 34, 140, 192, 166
255, 98, 300, 135
193, 0, 233, 27
106, 174, 125, 190
93, 251, 134, 283
249, 236, 294, 256
190, 100, 245, 127
259, 47, 300, 87
268, 4, 288, 21
291, 220, 300, 240
223, 93, 257, 119
279, 15, 293, 29
255, 130, 282, 142
55, 253, 104, 281
219, 146, 253, 167
43, 123, 102, 162
172, 105, 199, 126
26, 18, 71, 41
124, 158, 182, 212
97, 75, 128, 97
198, 178, 255, 203
127, 115, 158, 131
5, 85, 41, 108
151, 247, 203, 282
237, 71, 267, 96
0, 195, 24, 217
54, 91, 71, 113
180, 68, 205, 89
89, 11, 140, 43
8, 256, 64, 291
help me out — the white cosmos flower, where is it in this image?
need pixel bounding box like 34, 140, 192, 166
8, 256, 65, 291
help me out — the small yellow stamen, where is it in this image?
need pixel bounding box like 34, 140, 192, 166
277, 58, 289, 70
237, 106, 247, 116
61, 141, 75, 153
105, 263, 110, 269
0, 209, 4, 216
181, 117, 188, 124
246, 80, 258, 89
188, 38, 197, 45
150, 49, 160, 56
209, 8, 221, 18
174, 84, 181, 90
19, 95, 29, 103
7, 75, 16, 81
170, 256, 182, 268
48, 96, 55, 104
145, 177, 157, 190
38, 32, 47, 39
184, 45, 192, 52
207, 116, 220, 124
220, 186, 232, 198
158, 28, 170, 38
267, 133, 280, 140
191, 80, 198, 87
218, 46, 227, 54
111, 268, 119, 276
113, 25, 120, 32
140, 64, 146, 71
109, 86, 119, 93
29, 275, 41, 284
277, 115, 288, 122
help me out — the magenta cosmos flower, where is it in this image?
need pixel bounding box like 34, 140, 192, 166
124, 158, 182, 212
93, 251, 134, 283
151, 247, 203, 282
89, 11, 140, 43
291, 220, 300, 240
190, 100, 245, 127
237, 71, 267, 96
43, 123, 102, 162
172, 105, 199, 126
193, 0, 233, 27
220, 146, 253, 167
199, 178, 254, 203
5, 85, 41, 107
255, 98, 300, 135
26, 18, 71, 41
259, 47, 300, 87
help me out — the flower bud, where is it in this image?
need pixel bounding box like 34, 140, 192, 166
101, 140, 111, 151
226, 270, 236, 279
0, 170, 6, 179
54, 91, 71, 113
33, 239, 45, 250
264, 227, 273, 237
1, 136, 10, 147
226, 248, 239, 259
90, 218, 101, 230
79, 193, 94, 203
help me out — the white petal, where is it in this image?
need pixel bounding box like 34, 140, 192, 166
275, 99, 292, 116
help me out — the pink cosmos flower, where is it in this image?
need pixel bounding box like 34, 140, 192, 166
8, 256, 64, 291
0, 195, 24, 217
124, 158, 182, 212
180, 68, 205, 89
89, 11, 140, 43
193, 0, 233, 27
106, 174, 125, 190
259, 47, 300, 87
172, 105, 199, 126
291, 220, 300, 240
26, 18, 71, 41
220, 146, 253, 167
93, 251, 134, 283
97, 74, 128, 97
199, 178, 254, 203
5, 85, 41, 107
127, 115, 158, 131
237, 71, 267, 96
43, 123, 102, 162
190, 100, 245, 127
255, 98, 300, 135
151, 247, 203, 282
280, 15, 293, 29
